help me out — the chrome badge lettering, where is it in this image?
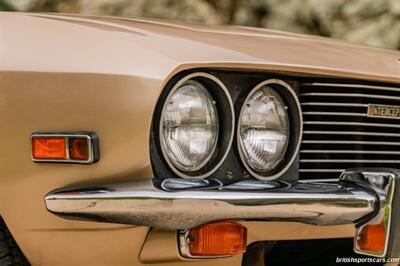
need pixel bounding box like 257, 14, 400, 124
368, 104, 400, 119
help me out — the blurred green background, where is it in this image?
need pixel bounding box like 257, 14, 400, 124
1, 0, 400, 50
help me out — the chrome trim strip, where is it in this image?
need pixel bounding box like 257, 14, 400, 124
303, 130, 400, 137
301, 102, 369, 107
300, 92, 400, 101
302, 140, 400, 146
31, 132, 99, 164
45, 178, 376, 230
301, 159, 400, 163
299, 169, 344, 172
304, 121, 400, 129
302, 112, 367, 117
302, 82, 400, 93
301, 150, 400, 155
299, 178, 339, 183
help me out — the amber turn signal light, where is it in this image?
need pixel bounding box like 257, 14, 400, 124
69, 137, 89, 160
32, 137, 67, 160
186, 221, 247, 257
31, 133, 99, 164
356, 221, 386, 255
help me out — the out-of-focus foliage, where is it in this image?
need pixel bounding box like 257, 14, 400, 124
3, 0, 400, 50
0, 0, 16, 11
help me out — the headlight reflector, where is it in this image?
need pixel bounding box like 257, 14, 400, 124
238, 84, 289, 174
160, 80, 219, 172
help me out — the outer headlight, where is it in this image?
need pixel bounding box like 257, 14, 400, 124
238, 79, 301, 180
160, 80, 219, 173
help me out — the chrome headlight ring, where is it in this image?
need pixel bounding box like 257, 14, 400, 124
159, 72, 235, 179
237, 79, 303, 180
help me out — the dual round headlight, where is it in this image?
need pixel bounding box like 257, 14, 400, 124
237, 80, 301, 180
159, 74, 301, 180
238, 83, 289, 173
160, 80, 218, 172
159, 73, 234, 179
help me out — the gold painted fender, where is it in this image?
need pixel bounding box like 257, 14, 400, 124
0, 12, 399, 266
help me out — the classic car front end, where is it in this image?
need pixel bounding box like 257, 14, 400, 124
0, 12, 399, 266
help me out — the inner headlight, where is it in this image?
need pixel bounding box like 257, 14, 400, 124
238, 82, 289, 176
160, 80, 219, 173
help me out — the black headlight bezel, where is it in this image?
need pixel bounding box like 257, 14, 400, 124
150, 69, 302, 184
237, 79, 303, 180
152, 72, 235, 179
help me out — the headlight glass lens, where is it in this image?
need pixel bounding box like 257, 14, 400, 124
160, 80, 219, 172
238, 85, 289, 173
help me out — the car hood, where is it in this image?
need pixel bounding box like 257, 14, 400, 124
2, 12, 400, 83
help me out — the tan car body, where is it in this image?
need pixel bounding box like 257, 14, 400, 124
0, 12, 400, 266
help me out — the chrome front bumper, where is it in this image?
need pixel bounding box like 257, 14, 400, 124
45, 168, 400, 258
